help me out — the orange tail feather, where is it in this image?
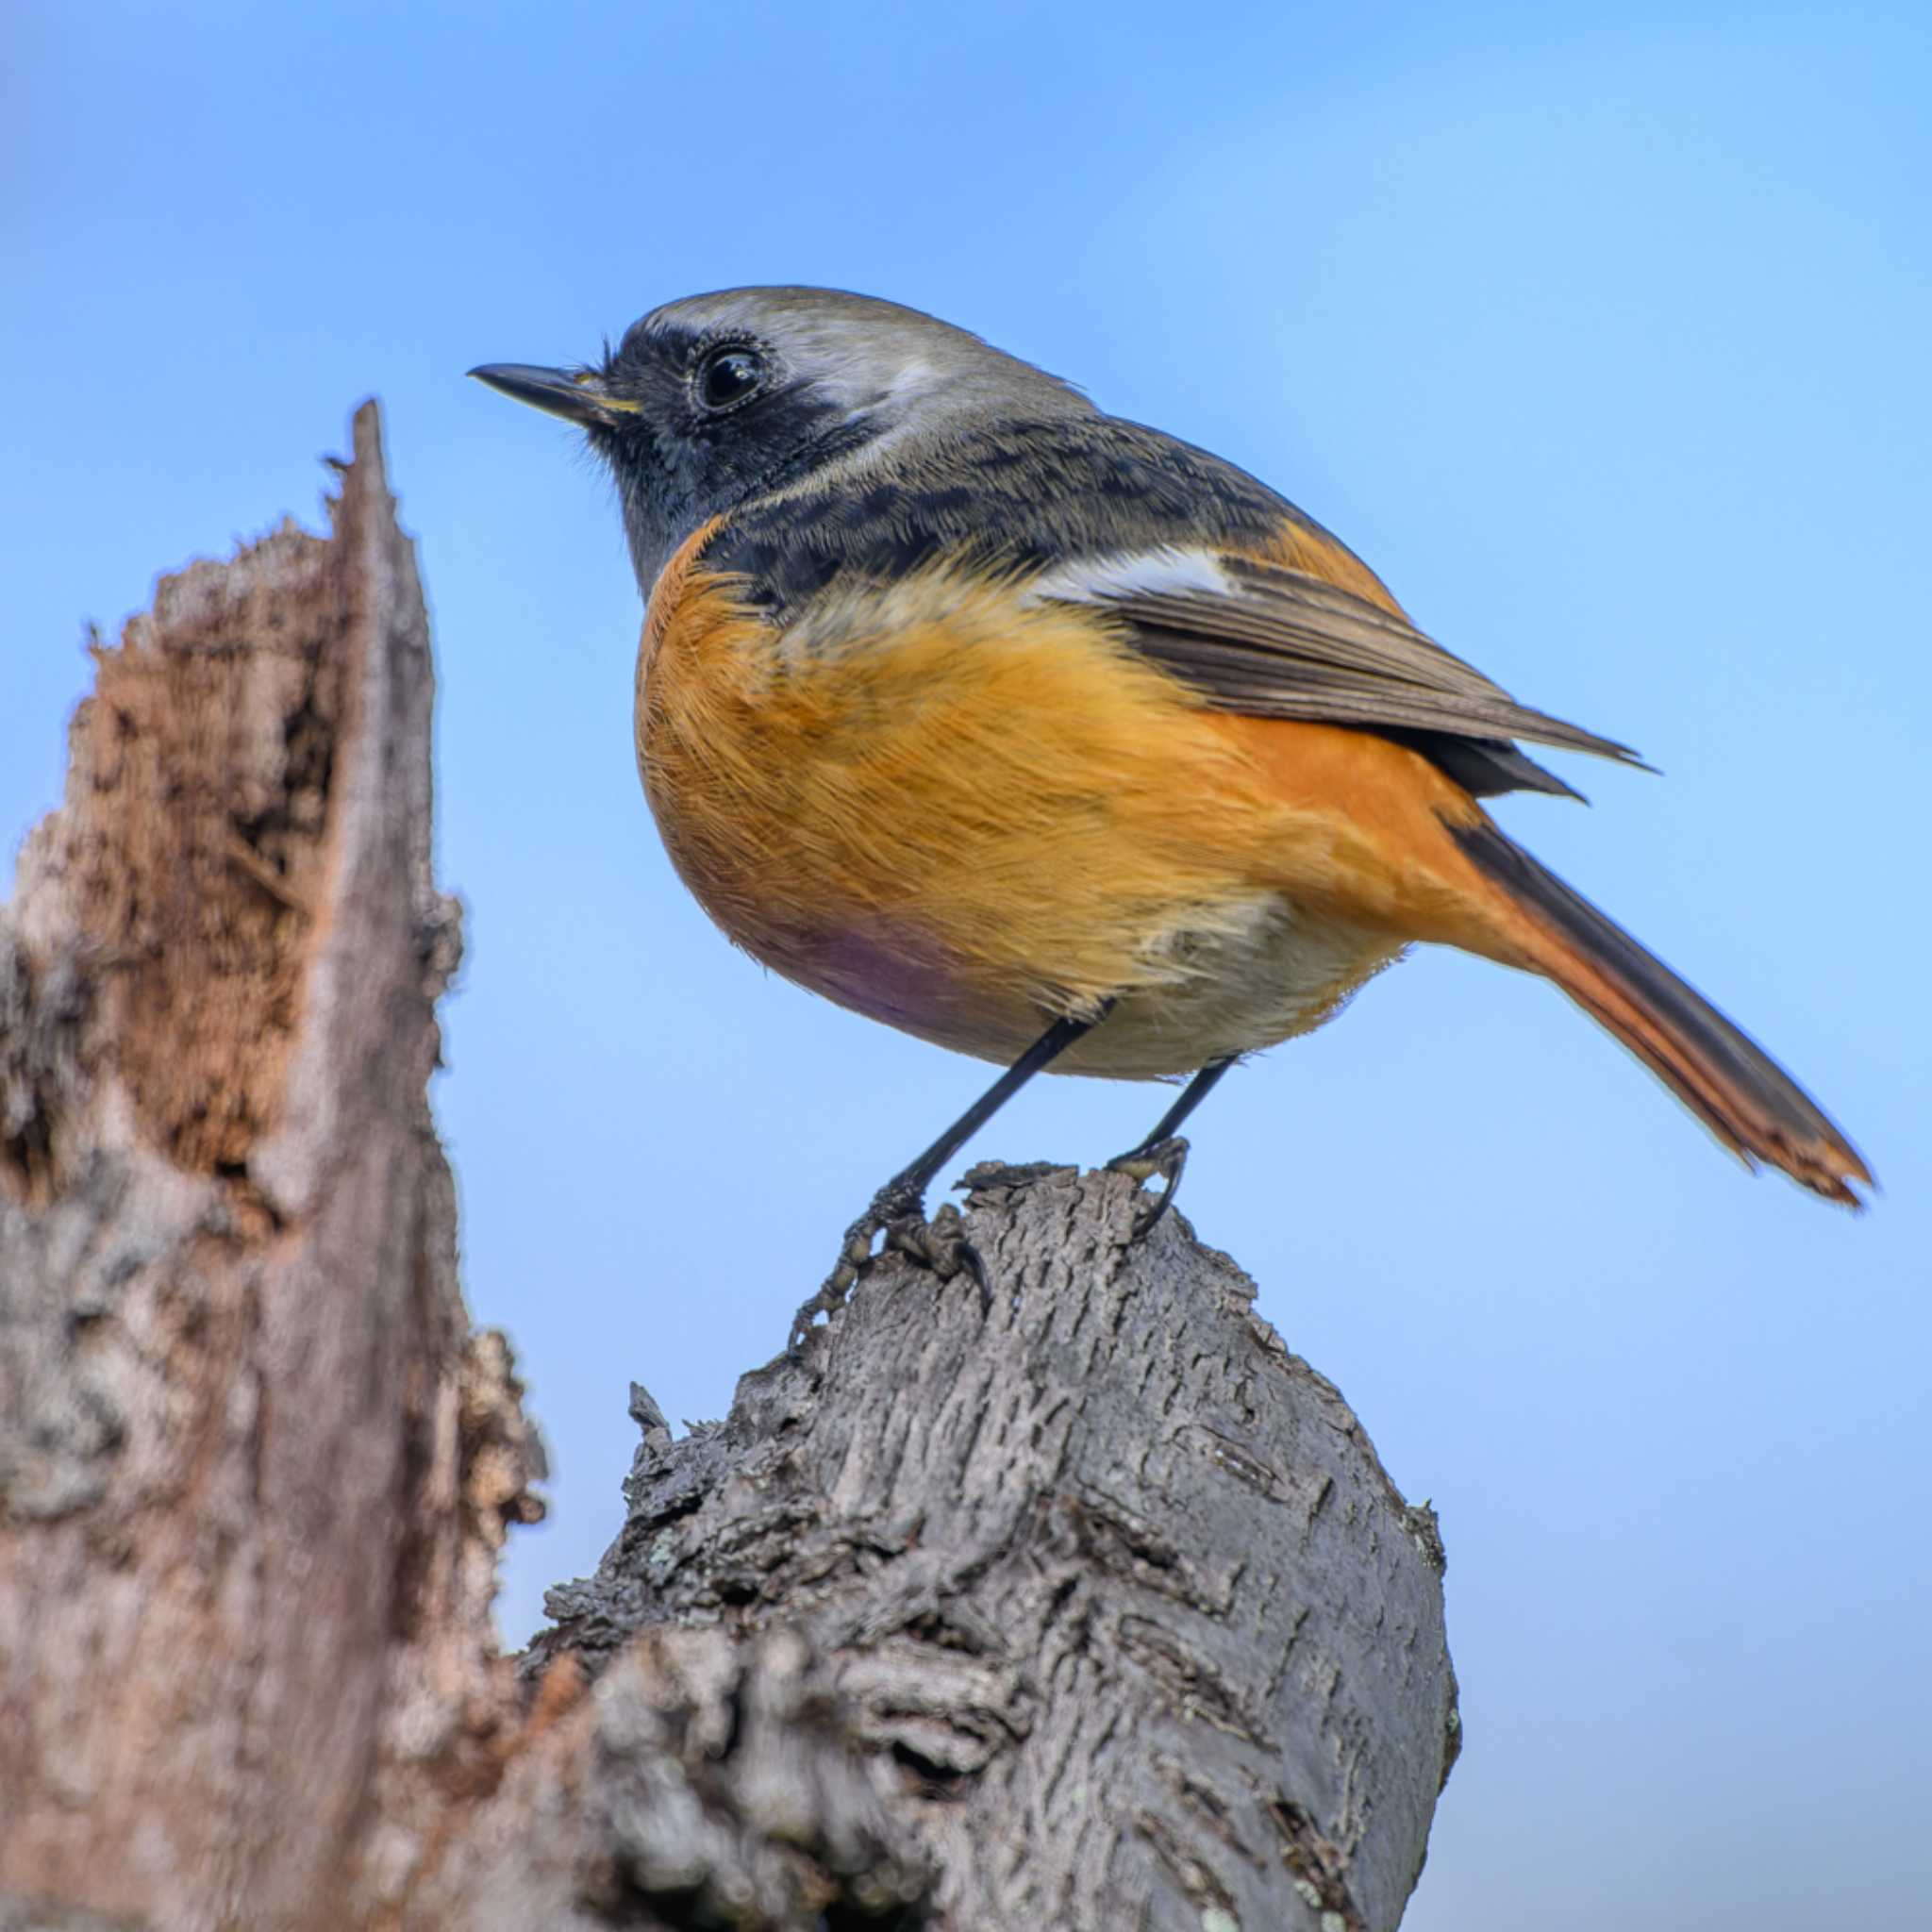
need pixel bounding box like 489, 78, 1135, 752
1444, 819, 1872, 1206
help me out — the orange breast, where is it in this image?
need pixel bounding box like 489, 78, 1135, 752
631, 536, 1504, 1074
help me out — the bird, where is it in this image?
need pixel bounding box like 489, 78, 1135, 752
470, 287, 1870, 1341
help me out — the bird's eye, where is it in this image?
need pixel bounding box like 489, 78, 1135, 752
697, 346, 765, 410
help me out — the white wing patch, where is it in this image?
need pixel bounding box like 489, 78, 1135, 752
1024, 545, 1233, 607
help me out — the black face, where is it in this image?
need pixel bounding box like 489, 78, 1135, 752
589, 321, 869, 594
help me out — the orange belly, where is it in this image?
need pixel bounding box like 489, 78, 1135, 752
632, 552, 1507, 1078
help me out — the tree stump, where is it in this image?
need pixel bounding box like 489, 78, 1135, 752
0, 405, 1456, 1932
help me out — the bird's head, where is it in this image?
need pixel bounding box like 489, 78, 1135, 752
471, 286, 1088, 591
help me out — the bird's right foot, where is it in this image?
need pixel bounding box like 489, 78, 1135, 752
789, 1181, 987, 1351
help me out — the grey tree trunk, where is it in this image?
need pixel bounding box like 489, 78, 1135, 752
0, 405, 1457, 1932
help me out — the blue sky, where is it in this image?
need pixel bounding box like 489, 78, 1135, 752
6, 5, 1927, 1926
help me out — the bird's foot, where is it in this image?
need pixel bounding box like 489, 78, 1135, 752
1104, 1134, 1191, 1239
789, 1183, 987, 1351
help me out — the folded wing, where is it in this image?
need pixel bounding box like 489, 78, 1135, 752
1028, 546, 1646, 799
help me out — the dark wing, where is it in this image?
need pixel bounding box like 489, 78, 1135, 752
1035, 549, 1648, 800
711, 406, 1646, 800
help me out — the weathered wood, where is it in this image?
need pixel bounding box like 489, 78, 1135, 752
0, 407, 544, 1930
506, 1163, 1459, 1932
0, 406, 1455, 1932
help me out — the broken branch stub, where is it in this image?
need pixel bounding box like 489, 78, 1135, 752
0, 405, 544, 1929
525, 1160, 1459, 1931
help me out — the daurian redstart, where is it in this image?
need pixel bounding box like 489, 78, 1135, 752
473, 288, 1869, 1338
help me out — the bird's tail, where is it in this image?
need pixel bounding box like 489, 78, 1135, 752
1443, 818, 1872, 1206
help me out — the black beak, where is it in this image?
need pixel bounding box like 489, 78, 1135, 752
467, 362, 638, 426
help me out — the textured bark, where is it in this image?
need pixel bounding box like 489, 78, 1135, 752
0, 407, 1456, 1932
495, 1164, 1459, 1932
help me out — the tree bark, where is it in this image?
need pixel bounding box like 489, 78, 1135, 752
0, 406, 1457, 1932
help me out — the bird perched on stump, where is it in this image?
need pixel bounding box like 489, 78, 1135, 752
472, 287, 1870, 1342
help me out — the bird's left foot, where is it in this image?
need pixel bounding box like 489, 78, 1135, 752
789, 1184, 987, 1351
1104, 1134, 1191, 1239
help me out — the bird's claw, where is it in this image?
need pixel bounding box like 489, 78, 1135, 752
884, 1202, 985, 1288
790, 1193, 989, 1351
1105, 1134, 1191, 1240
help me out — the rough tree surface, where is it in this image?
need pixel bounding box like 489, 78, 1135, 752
0, 406, 1457, 1932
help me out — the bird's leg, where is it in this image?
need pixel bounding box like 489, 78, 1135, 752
1105, 1056, 1236, 1237
791, 1006, 1109, 1348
